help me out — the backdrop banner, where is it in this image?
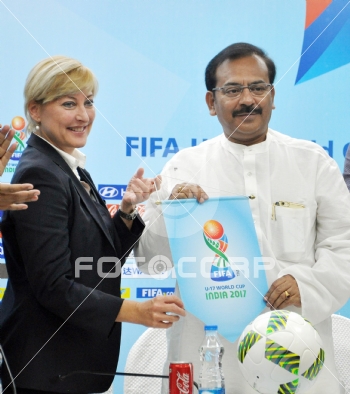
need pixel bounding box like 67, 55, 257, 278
162, 196, 268, 342
1, 1, 350, 391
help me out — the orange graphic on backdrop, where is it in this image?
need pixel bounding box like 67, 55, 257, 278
305, 0, 332, 28
11, 116, 26, 131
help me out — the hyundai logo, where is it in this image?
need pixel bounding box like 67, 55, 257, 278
99, 186, 119, 198
98, 185, 127, 200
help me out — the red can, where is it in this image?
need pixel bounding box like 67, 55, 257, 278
169, 361, 193, 394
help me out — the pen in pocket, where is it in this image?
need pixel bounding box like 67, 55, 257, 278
271, 201, 305, 220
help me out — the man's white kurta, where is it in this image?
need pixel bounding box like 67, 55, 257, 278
135, 129, 350, 394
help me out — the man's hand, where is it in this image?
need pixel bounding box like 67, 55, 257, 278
0, 183, 40, 210
169, 182, 208, 203
0, 125, 17, 176
264, 274, 301, 310
0, 124, 40, 210
116, 295, 186, 328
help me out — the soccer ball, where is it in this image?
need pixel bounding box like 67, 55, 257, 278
237, 310, 325, 394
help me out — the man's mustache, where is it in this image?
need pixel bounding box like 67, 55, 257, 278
232, 105, 262, 117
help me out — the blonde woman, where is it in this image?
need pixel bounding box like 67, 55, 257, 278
0, 56, 185, 394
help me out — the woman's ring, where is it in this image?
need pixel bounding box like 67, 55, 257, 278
285, 290, 290, 298
178, 186, 184, 193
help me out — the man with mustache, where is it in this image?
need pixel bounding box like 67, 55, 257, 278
135, 43, 350, 393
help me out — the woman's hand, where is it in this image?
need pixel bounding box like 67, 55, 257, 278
120, 168, 161, 214
116, 295, 186, 328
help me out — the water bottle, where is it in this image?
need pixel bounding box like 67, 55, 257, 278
198, 325, 225, 394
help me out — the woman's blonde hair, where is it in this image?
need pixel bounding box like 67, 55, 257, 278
24, 55, 98, 133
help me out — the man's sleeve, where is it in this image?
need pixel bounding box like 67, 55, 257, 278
279, 156, 350, 325
133, 162, 175, 275
343, 144, 350, 191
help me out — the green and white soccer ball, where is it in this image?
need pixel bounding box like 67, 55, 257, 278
237, 310, 325, 394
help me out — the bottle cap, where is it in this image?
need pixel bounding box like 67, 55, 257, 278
204, 325, 218, 330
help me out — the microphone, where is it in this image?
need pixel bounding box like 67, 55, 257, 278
58, 370, 199, 390
59, 370, 168, 380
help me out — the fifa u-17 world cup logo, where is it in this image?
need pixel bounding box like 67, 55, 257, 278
10, 116, 26, 162
203, 220, 235, 282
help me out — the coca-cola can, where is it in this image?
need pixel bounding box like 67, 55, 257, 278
169, 361, 193, 394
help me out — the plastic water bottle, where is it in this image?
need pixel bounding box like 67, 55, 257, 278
198, 325, 225, 394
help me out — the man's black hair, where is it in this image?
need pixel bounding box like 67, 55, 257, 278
205, 42, 276, 91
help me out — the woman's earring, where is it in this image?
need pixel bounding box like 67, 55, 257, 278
35, 124, 40, 131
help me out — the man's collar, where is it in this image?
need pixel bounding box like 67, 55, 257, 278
220, 129, 272, 154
